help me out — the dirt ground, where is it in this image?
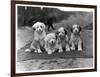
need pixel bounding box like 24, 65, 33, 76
16, 20, 93, 73
16, 58, 93, 72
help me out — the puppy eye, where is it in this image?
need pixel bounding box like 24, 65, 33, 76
62, 31, 64, 33
41, 26, 43, 28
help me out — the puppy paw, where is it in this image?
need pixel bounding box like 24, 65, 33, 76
70, 47, 75, 51
59, 49, 63, 53
34, 50, 37, 53
66, 48, 70, 52
47, 51, 52, 55
45, 48, 48, 52
25, 49, 31, 52
38, 49, 42, 53
78, 48, 82, 51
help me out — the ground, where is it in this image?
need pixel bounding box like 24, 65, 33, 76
16, 20, 93, 73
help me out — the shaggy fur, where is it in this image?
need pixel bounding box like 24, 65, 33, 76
70, 24, 83, 51
25, 22, 46, 53
44, 33, 58, 55
56, 27, 70, 52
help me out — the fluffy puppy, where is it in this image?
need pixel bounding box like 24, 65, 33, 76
25, 22, 46, 53
44, 33, 58, 55
70, 24, 83, 51
56, 27, 70, 52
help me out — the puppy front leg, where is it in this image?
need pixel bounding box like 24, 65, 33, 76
66, 44, 70, 52
30, 45, 37, 52
48, 50, 52, 55
78, 40, 82, 51
70, 42, 75, 50
58, 44, 63, 53
44, 42, 48, 52
37, 45, 42, 53
25, 40, 37, 53
47, 48, 53, 55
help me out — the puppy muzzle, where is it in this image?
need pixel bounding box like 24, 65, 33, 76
49, 40, 56, 46
50, 40, 54, 44
38, 29, 43, 33
58, 33, 65, 39
73, 28, 79, 33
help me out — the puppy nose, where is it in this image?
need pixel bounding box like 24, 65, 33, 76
51, 41, 53, 43
39, 29, 42, 31
75, 29, 78, 32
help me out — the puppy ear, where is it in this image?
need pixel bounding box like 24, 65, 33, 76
55, 31, 58, 39
64, 29, 67, 34
79, 27, 82, 33
32, 26, 36, 30
55, 31, 59, 35
71, 28, 73, 33
56, 35, 58, 40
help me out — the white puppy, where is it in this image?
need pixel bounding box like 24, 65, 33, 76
25, 22, 46, 53
44, 33, 58, 55
70, 24, 83, 51
56, 27, 70, 52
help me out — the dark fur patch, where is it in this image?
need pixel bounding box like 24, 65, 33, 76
79, 27, 82, 33
64, 29, 68, 34
32, 27, 36, 30
71, 28, 73, 33
55, 31, 59, 40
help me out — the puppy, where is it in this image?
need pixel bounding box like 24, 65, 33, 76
56, 27, 70, 52
44, 33, 58, 55
25, 22, 46, 53
70, 24, 83, 51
